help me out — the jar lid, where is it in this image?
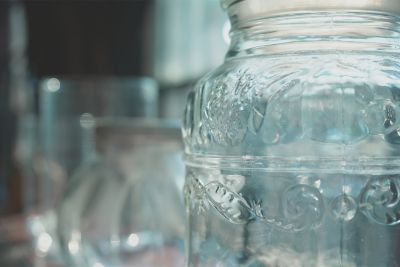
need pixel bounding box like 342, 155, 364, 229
223, 0, 400, 20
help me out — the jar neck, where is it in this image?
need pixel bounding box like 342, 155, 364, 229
227, 11, 400, 59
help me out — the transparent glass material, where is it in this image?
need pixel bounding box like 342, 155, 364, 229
28, 77, 158, 262
57, 119, 185, 267
39, 77, 158, 181
222, 0, 400, 22
183, 5, 400, 267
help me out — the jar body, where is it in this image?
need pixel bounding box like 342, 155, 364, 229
183, 13, 400, 266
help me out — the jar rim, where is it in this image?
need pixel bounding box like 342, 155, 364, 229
222, 0, 400, 20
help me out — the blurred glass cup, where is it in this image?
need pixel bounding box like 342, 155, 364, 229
57, 118, 185, 267
27, 77, 159, 263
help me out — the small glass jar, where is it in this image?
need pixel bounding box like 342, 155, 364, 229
58, 118, 185, 267
183, 1, 400, 266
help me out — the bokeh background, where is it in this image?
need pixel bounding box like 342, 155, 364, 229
0, 1, 229, 266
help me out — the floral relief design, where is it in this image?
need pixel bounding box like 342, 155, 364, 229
184, 58, 400, 149
185, 177, 325, 232
360, 176, 400, 225
185, 175, 400, 229
203, 69, 267, 146
282, 184, 324, 231
330, 194, 357, 222
204, 181, 263, 224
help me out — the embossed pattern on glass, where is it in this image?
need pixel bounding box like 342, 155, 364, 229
183, 8, 400, 267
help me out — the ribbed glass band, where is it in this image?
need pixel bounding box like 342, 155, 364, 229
225, 12, 400, 57
222, 0, 400, 21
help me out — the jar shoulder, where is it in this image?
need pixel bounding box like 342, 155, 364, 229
183, 54, 400, 159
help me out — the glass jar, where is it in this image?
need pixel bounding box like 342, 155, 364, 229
26, 77, 159, 264
58, 118, 185, 267
183, 1, 400, 266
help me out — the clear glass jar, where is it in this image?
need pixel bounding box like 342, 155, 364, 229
58, 118, 185, 267
26, 77, 159, 264
183, 1, 400, 266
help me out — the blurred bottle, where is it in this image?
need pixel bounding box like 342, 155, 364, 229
38, 76, 158, 183
150, 0, 229, 119
0, 2, 37, 266
26, 76, 159, 265
57, 118, 185, 267
0, 0, 31, 216
152, 0, 228, 86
